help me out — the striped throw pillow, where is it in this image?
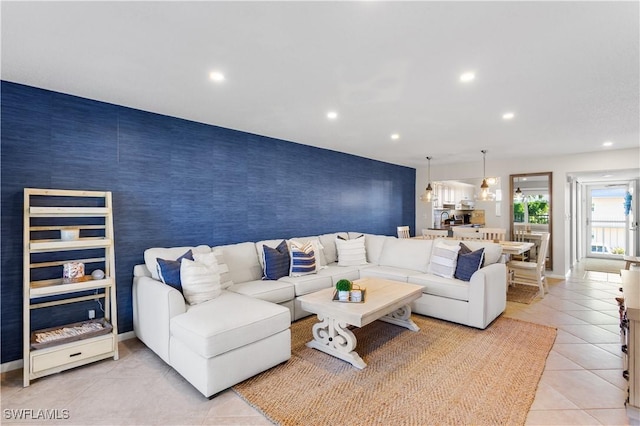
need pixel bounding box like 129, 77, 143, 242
428, 240, 461, 279
289, 241, 317, 276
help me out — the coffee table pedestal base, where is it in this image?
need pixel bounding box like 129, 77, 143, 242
306, 305, 419, 369
378, 305, 420, 331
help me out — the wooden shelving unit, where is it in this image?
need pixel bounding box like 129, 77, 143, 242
23, 188, 119, 387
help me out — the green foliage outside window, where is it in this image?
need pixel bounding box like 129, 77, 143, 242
513, 195, 549, 224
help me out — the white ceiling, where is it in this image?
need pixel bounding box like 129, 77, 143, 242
2, 1, 638, 168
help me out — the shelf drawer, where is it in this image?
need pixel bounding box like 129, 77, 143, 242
31, 334, 114, 373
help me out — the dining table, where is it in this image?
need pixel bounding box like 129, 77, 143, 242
498, 240, 535, 256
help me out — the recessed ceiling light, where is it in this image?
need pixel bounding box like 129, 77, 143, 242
502, 112, 515, 120
460, 72, 475, 82
603, 141, 613, 147
327, 111, 338, 120
209, 71, 225, 82
391, 133, 400, 140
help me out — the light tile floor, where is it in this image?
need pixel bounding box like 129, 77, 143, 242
1, 262, 634, 425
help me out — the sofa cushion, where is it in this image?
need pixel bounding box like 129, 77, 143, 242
336, 237, 367, 266
144, 245, 211, 280
217, 242, 263, 284
180, 253, 222, 305
228, 279, 295, 304
455, 246, 485, 282
262, 240, 290, 280
170, 291, 290, 358
428, 239, 461, 279
408, 273, 470, 302
359, 265, 422, 283
279, 274, 333, 296
316, 264, 363, 284
289, 241, 317, 276
363, 234, 390, 265
156, 249, 193, 291
378, 238, 432, 273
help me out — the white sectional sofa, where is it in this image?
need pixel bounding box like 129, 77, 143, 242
132, 232, 506, 398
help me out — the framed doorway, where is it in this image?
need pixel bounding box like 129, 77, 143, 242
585, 184, 628, 259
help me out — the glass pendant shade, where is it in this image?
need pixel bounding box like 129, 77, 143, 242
478, 150, 494, 201
424, 182, 433, 201
514, 186, 523, 200
422, 156, 434, 202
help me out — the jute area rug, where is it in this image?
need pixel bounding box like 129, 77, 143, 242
233, 315, 557, 426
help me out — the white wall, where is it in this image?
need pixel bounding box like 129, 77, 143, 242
415, 148, 640, 277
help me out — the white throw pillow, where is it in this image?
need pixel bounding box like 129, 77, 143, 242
180, 253, 221, 305
428, 239, 461, 279
336, 237, 367, 266
212, 247, 233, 289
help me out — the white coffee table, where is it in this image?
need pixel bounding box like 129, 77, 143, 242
297, 277, 422, 369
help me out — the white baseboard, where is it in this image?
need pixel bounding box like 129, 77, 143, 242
1, 332, 137, 373
118, 331, 136, 341
1, 359, 23, 373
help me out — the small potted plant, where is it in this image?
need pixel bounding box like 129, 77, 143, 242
336, 279, 352, 301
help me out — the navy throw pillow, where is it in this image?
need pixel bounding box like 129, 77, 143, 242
156, 249, 194, 292
262, 240, 290, 280
455, 246, 485, 282
459, 242, 485, 268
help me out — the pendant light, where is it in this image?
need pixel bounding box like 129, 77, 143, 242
423, 156, 433, 202
479, 150, 494, 201
514, 177, 523, 201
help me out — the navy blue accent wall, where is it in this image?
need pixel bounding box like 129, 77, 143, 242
1, 81, 415, 363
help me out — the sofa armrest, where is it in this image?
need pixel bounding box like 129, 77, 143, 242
467, 263, 507, 328
133, 275, 186, 364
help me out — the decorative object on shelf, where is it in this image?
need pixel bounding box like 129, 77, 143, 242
62, 262, 85, 283
335, 279, 352, 301
91, 269, 105, 280
31, 318, 112, 349
420, 156, 434, 203
60, 228, 80, 240
478, 150, 496, 201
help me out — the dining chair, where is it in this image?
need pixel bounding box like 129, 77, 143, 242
479, 228, 506, 242
452, 228, 482, 240
512, 224, 529, 261
507, 232, 550, 298
397, 226, 411, 239
421, 229, 449, 239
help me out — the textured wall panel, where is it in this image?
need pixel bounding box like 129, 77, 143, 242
0, 81, 415, 363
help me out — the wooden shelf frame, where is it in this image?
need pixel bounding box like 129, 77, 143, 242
23, 188, 119, 387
